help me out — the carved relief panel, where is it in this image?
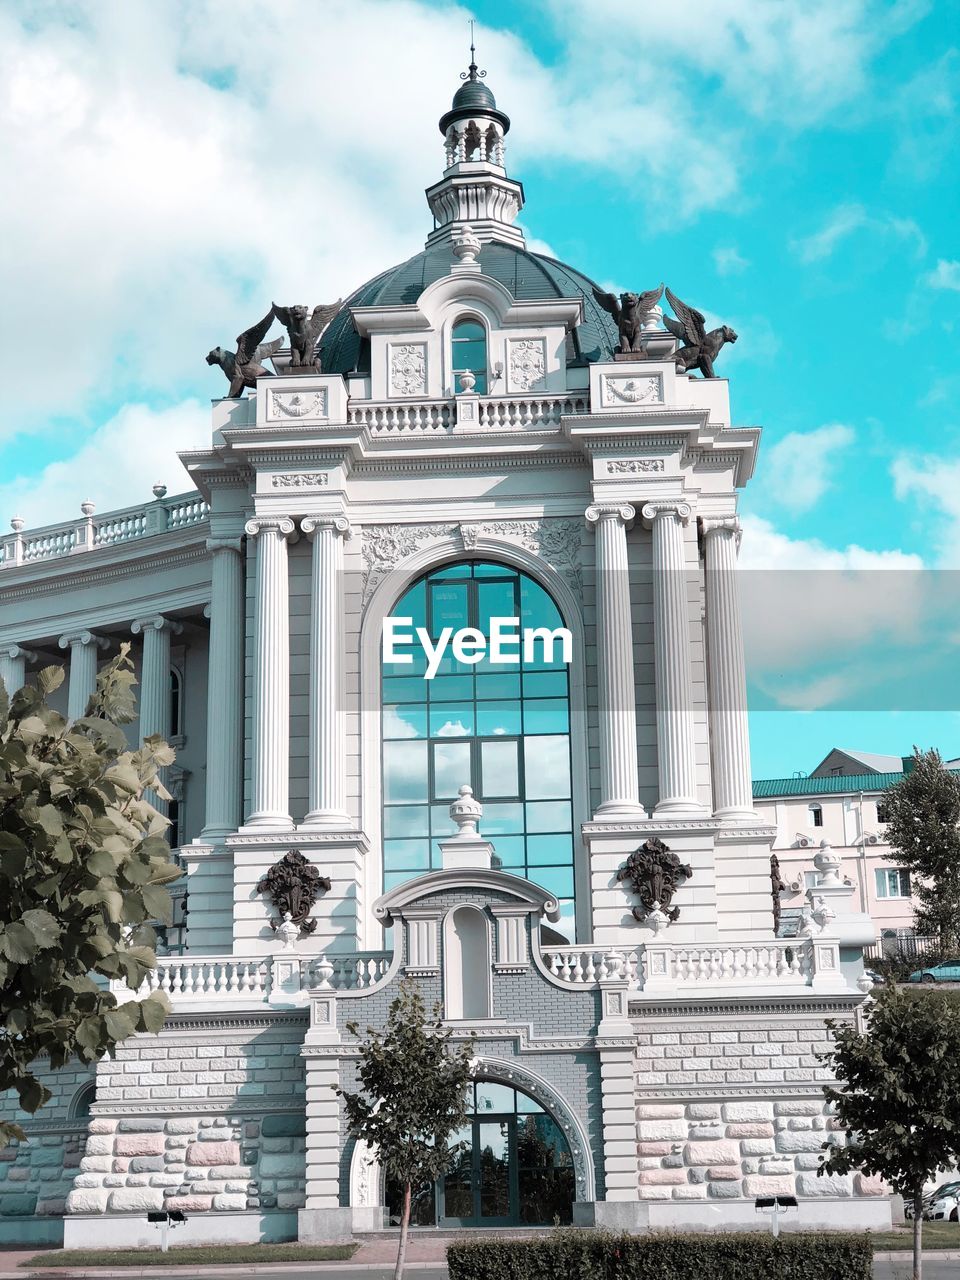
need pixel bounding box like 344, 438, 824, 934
389, 343, 428, 397
507, 338, 547, 393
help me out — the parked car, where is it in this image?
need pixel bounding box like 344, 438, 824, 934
907, 960, 960, 984
924, 1182, 960, 1222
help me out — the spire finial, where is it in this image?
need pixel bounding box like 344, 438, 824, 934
462, 19, 485, 82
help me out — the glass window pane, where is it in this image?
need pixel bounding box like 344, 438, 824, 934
516, 1090, 545, 1114
383, 704, 427, 740
478, 581, 516, 631
526, 834, 573, 866
531, 865, 574, 898
491, 835, 525, 869
453, 320, 485, 342
551, 900, 576, 942
430, 674, 474, 701
526, 800, 572, 832
384, 806, 430, 838
383, 839, 431, 870
477, 701, 521, 737
430, 702, 475, 738
475, 1081, 516, 1113
480, 740, 519, 797
523, 737, 571, 800
523, 700, 569, 734
383, 868, 423, 889
522, 672, 568, 698
383, 676, 428, 703
481, 802, 524, 835
384, 740, 428, 803
475, 673, 521, 700
433, 741, 472, 798
430, 582, 468, 637
474, 562, 517, 578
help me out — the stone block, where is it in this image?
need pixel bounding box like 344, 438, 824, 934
165, 1195, 213, 1211
207, 1166, 251, 1180
638, 1169, 687, 1185
108, 1187, 164, 1212
197, 1127, 233, 1141
708, 1182, 742, 1198
225, 1180, 250, 1193
776, 1130, 829, 1154
673, 1185, 707, 1199
166, 1136, 190, 1149
636, 1104, 685, 1119
127, 1174, 152, 1186
84, 1136, 114, 1157
213, 1192, 248, 1210
277, 1190, 304, 1208
186, 1141, 240, 1167
118, 1118, 166, 1132
726, 1123, 774, 1139
688, 1124, 724, 1141
797, 1172, 853, 1197
637, 1185, 675, 1199
744, 1175, 795, 1197
112, 1160, 130, 1173
72, 1174, 105, 1189
165, 1118, 197, 1135
707, 1167, 741, 1181
686, 1104, 721, 1120
856, 1173, 889, 1196
129, 1156, 164, 1173
637, 1119, 686, 1142
774, 1100, 823, 1116
638, 1142, 673, 1156
741, 1139, 776, 1156
36, 1197, 67, 1216
88, 1119, 117, 1135
787, 1117, 814, 1130
79, 1156, 112, 1173
66, 1187, 109, 1214
0, 1193, 37, 1216
722, 1101, 773, 1122
686, 1141, 739, 1166
115, 1134, 165, 1157
6, 1167, 30, 1181
149, 1175, 182, 1187
795, 1154, 825, 1171
261, 1136, 295, 1154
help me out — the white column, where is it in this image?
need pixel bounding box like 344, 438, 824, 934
0, 645, 37, 696
702, 517, 756, 819
301, 516, 352, 828
641, 501, 704, 815
58, 631, 108, 720
585, 503, 645, 818
244, 516, 295, 829
202, 538, 245, 839
131, 615, 181, 812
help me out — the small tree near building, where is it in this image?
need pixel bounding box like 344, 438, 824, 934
883, 747, 960, 954
337, 981, 475, 1280
818, 985, 960, 1280
0, 648, 178, 1145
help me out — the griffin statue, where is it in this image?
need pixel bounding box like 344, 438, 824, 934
663, 287, 738, 378
272, 300, 343, 368
616, 837, 692, 924
206, 307, 282, 398
592, 283, 664, 353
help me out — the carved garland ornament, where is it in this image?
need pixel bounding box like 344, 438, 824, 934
606, 459, 665, 474
256, 850, 331, 937
268, 389, 327, 419
390, 344, 427, 397
271, 472, 330, 488
508, 339, 546, 392
616, 837, 692, 924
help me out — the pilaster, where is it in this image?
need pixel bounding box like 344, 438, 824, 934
132, 614, 182, 812
202, 537, 245, 839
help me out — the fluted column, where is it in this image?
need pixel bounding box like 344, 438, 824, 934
301, 516, 352, 827
244, 517, 296, 829
585, 503, 646, 818
58, 631, 108, 720
0, 645, 37, 697
132, 615, 182, 811
202, 538, 245, 839
702, 517, 755, 819
641, 501, 704, 815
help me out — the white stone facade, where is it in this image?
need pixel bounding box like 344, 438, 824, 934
0, 66, 888, 1245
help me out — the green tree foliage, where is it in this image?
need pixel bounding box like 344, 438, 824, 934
883, 747, 960, 952
0, 646, 178, 1144
818, 985, 960, 1280
337, 981, 474, 1280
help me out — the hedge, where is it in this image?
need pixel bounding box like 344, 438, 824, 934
445, 1229, 873, 1280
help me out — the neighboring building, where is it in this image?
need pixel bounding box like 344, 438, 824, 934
0, 62, 889, 1247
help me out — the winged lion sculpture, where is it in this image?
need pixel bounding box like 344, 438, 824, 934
592, 283, 664, 353
206, 307, 282, 398
272, 300, 343, 369
663, 288, 738, 378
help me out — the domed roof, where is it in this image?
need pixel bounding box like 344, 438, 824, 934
438, 71, 510, 135
319, 241, 619, 376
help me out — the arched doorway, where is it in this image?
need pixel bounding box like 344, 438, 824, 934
385, 1078, 575, 1227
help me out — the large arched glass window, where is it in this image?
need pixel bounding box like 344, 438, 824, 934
382, 561, 575, 938
451, 318, 488, 393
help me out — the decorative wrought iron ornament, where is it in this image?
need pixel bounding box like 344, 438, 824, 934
616, 837, 692, 923
256, 850, 331, 936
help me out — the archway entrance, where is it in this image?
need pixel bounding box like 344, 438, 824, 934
385, 1079, 575, 1228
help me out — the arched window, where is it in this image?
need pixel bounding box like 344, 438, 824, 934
382, 561, 575, 938
451, 318, 488, 393
70, 1082, 96, 1122
444, 906, 491, 1019
169, 667, 182, 738
808, 803, 823, 828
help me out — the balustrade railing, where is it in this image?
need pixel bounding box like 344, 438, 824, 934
345, 393, 588, 435
538, 938, 815, 992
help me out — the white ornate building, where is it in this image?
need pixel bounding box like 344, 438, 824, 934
0, 63, 889, 1247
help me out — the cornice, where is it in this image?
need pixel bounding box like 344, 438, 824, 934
629, 995, 860, 1019
0, 537, 211, 604
355, 450, 588, 475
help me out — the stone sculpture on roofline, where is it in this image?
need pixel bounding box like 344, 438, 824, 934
592, 283, 664, 353
205, 306, 282, 398
663, 286, 738, 378
272, 300, 343, 369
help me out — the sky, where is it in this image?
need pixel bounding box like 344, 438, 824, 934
1, 0, 958, 779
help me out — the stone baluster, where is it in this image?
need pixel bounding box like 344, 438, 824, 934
202, 538, 245, 839
0, 645, 37, 697
132, 615, 182, 812
585, 503, 645, 818
702, 517, 755, 819
58, 631, 108, 720
641, 501, 704, 815
244, 517, 296, 828
301, 516, 352, 827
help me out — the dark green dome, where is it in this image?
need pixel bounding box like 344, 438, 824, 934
439, 75, 510, 134
319, 241, 619, 376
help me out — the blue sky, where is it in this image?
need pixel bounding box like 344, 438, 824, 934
1, 0, 958, 778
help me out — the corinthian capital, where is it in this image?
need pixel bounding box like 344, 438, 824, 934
244, 516, 297, 539
300, 515, 353, 540
585, 503, 635, 529
640, 500, 692, 528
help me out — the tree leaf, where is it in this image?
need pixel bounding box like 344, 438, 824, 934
22, 909, 61, 950
0, 922, 37, 964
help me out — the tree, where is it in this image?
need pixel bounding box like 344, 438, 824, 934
0, 646, 178, 1145
883, 747, 960, 953
818, 985, 960, 1280
337, 981, 475, 1280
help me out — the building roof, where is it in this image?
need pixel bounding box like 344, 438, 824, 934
809, 748, 905, 777
752, 773, 905, 799
318, 241, 620, 376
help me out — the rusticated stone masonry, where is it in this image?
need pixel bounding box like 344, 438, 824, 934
65, 1114, 306, 1216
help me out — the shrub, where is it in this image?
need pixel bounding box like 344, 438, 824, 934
445, 1228, 872, 1280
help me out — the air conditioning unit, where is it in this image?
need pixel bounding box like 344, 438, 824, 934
795, 834, 812, 848
789, 879, 803, 894
864, 833, 880, 845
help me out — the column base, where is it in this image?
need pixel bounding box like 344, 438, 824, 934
713, 806, 765, 823
593, 800, 649, 821
239, 813, 295, 832
654, 798, 710, 818
299, 810, 353, 830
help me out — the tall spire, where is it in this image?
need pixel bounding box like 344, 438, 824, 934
426, 28, 524, 249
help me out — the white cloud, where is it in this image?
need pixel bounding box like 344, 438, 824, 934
892, 455, 960, 566
0, 401, 208, 529
790, 204, 927, 263
739, 514, 922, 572
759, 423, 856, 513
924, 259, 960, 291
712, 246, 749, 276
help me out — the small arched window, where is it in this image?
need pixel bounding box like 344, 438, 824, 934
451, 319, 488, 393
71, 1082, 96, 1121
808, 803, 823, 828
